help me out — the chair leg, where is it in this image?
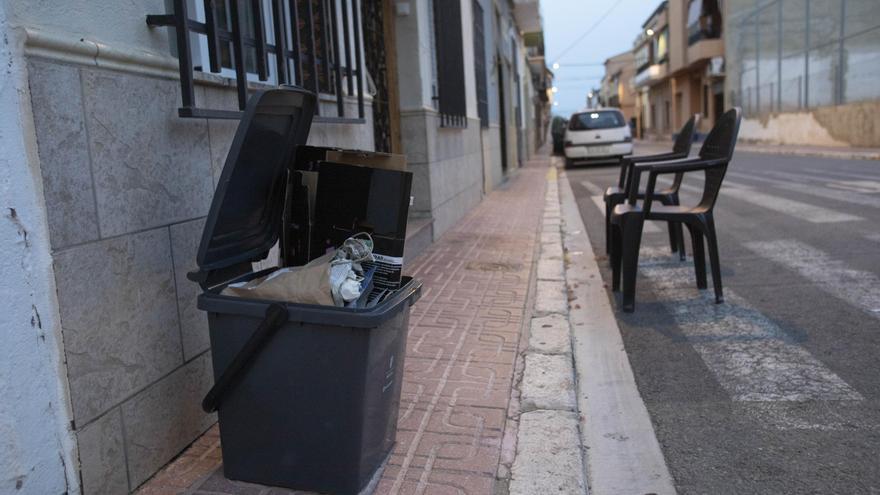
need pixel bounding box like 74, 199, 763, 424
621, 218, 645, 312
676, 222, 686, 261
611, 224, 622, 292
605, 197, 612, 255
687, 223, 707, 290
668, 194, 686, 261
704, 216, 724, 303
667, 221, 678, 254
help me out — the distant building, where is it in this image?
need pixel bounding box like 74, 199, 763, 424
631, 0, 725, 139
601, 50, 637, 127
725, 0, 880, 147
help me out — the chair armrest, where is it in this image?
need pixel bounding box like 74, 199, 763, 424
621, 151, 689, 192
628, 151, 688, 163
648, 158, 726, 174
626, 158, 724, 204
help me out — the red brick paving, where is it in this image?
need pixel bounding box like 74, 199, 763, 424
376, 161, 546, 494
135, 157, 549, 495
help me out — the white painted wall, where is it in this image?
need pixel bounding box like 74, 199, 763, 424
7, 0, 171, 56
0, 2, 80, 493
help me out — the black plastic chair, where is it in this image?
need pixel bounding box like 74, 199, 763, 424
609, 108, 741, 312
603, 115, 699, 259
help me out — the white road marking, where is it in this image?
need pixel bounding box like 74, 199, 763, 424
742, 401, 873, 431
591, 195, 662, 233
718, 186, 863, 223
636, 246, 863, 402
726, 170, 880, 209
802, 168, 880, 181
743, 240, 880, 319
826, 180, 880, 194
865, 233, 880, 244
580, 180, 604, 196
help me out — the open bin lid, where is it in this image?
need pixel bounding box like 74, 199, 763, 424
194, 87, 316, 278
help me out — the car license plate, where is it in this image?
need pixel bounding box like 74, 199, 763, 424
587, 145, 611, 156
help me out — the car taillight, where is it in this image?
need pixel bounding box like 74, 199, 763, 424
564, 140, 573, 147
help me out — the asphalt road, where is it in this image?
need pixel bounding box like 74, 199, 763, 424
566, 145, 880, 494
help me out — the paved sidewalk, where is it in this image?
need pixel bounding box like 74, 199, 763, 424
136, 156, 550, 494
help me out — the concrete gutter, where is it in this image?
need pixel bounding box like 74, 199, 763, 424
557, 161, 677, 495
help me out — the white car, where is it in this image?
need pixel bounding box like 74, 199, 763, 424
563, 109, 633, 166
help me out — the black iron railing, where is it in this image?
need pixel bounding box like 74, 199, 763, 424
432, 0, 467, 128
147, 0, 365, 123
472, 0, 488, 128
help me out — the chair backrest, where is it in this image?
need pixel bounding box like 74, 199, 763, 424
672, 114, 699, 154
698, 107, 742, 161
698, 107, 742, 209
619, 114, 699, 190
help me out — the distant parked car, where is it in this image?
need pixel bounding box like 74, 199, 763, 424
551, 116, 568, 155
563, 108, 632, 167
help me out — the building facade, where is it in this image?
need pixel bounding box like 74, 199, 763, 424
601, 50, 638, 126
725, 0, 880, 147
631, 0, 725, 139
0, 0, 548, 493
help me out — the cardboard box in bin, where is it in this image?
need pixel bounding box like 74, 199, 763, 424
282, 145, 411, 294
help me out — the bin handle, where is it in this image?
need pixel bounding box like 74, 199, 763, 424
201, 303, 289, 413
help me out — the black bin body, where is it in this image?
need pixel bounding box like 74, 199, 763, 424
191, 88, 419, 494
199, 277, 418, 494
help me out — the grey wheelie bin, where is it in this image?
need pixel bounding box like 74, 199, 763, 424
188, 87, 421, 494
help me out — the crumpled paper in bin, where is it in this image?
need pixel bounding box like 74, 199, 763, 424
221, 234, 374, 307
222, 252, 336, 306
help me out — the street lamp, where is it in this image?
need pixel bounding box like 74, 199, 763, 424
646, 28, 655, 36
551, 86, 559, 93
552, 62, 560, 70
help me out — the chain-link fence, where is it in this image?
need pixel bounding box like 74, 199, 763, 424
726, 0, 880, 117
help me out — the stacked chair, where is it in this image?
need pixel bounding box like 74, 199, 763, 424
603, 115, 699, 261
609, 108, 742, 312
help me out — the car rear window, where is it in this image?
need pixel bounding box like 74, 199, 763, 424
569, 111, 625, 130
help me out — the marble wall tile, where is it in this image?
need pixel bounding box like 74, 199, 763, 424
27, 60, 100, 249
54, 228, 183, 425
77, 409, 129, 495
122, 353, 216, 489
81, 69, 213, 237
169, 218, 209, 360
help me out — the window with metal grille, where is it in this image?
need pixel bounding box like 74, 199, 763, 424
431, 0, 467, 127
472, 0, 488, 128
147, 0, 365, 123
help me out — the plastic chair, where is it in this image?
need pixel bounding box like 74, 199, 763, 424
603, 115, 699, 259
609, 108, 741, 312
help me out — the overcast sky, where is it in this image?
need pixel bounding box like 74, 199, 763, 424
541, 0, 661, 117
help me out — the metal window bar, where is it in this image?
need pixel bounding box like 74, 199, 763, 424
147, 0, 365, 123
472, 0, 488, 128
432, 0, 467, 128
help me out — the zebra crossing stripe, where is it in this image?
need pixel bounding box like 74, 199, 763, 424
726, 170, 880, 209
636, 247, 862, 402
719, 186, 861, 223
743, 239, 880, 318
580, 180, 604, 196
